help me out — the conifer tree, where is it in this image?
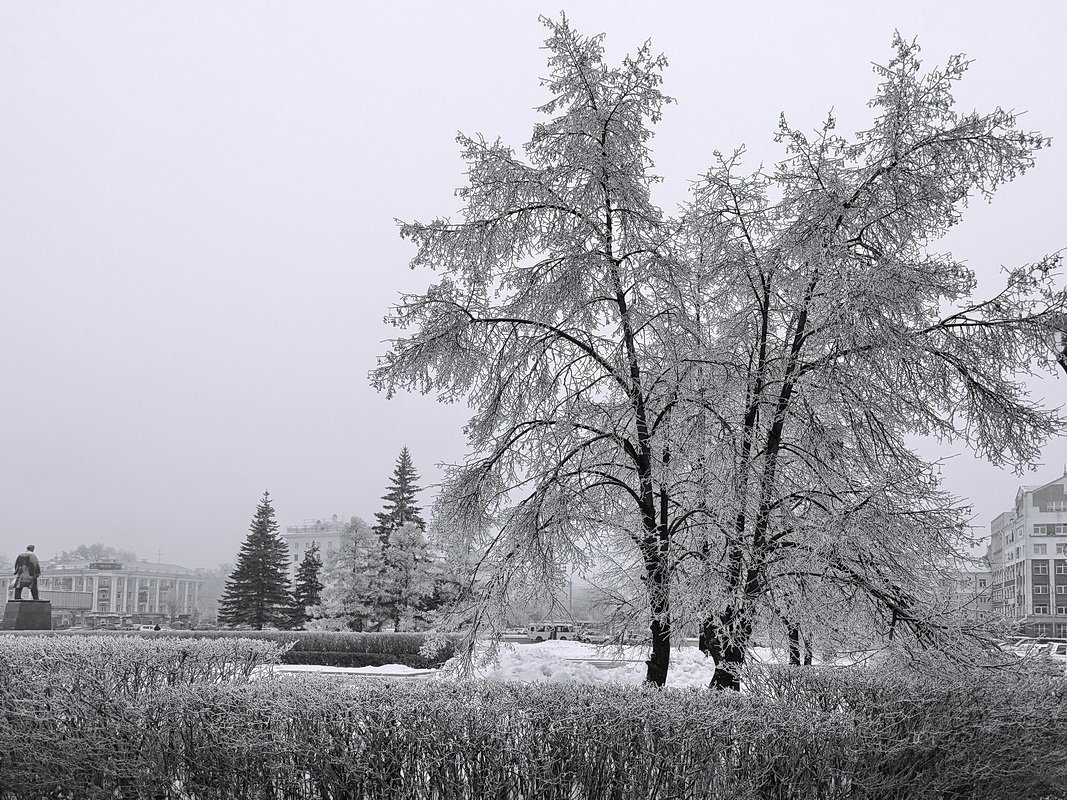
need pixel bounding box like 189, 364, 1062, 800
372, 447, 426, 540
380, 521, 438, 631
292, 541, 324, 625
316, 517, 385, 631
218, 491, 295, 630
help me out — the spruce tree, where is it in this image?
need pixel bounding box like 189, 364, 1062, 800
372, 447, 426, 540
380, 521, 435, 631
316, 517, 386, 631
292, 542, 324, 625
218, 491, 295, 630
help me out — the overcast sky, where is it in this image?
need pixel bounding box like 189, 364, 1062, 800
2, 2, 1064, 568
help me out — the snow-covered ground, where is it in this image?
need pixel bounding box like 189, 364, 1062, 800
270, 640, 791, 686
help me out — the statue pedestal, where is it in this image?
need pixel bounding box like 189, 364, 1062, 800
1, 600, 52, 630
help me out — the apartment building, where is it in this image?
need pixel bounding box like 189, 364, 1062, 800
281, 515, 349, 580
987, 474, 1067, 638
946, 569, 993, 623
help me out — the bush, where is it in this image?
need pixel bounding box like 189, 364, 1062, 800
741, 661, 1067, 799
0, 635, 284, 799
0, 642, 1063, 799
5, 629, 457, 668
0, 634, 282, 697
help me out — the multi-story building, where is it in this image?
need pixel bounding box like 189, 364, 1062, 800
946, 569, 993, 623
281, 515, 349, 580
1, 559, 205, 628
987, 473, 1067, 639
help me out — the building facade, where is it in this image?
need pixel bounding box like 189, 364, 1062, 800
281, 516, 349, 581
2, 560, 206, 628
987, 474, 1067, 638
946, 569, 993, 623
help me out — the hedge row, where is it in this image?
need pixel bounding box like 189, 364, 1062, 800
0, 637, 1064, 799
0, 635, 281, 698
3, 629, 457, 668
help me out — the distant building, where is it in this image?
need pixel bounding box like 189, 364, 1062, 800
280, 515, 348, 580
987, 474, 1067, 638
944, 569, 993, 623
1, 560, 206, 628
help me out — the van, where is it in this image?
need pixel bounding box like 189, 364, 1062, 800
527, 622, 576, 642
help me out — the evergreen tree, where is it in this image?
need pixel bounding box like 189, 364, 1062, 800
380, 521, 438, 631
372, 447, 426, 540
218, 491, 295, 630
315, 517, 386, 631
291, 542, 324, 626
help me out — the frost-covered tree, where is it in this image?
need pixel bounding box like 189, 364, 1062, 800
674, 36, 1065, 688
374, 18, 1065, 687
380, 521, 441, 631
313, 517, 385, 631
291, 541, 324, 626
373, 447, 427, 540
54, 544, 138, 564
218, 492, 295, 630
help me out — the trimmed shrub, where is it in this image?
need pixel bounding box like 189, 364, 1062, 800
742, 661, 1067, 799
8, 629, 457, 668
0, 634, 282, 697
0, 639, 1063, 799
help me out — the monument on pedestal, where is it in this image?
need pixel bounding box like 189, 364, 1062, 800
1, 600, 52, 631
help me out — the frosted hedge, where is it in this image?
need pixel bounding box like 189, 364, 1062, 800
0, 636, 1064, 799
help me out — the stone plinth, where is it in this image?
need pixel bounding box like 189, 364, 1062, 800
1, 600, 52, 630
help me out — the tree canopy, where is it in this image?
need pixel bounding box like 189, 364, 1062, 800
374, 17, 1066, 686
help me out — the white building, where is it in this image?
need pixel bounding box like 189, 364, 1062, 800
1, 559, 205, 628
281, 515, 349, 580
987, 474, 1067, 638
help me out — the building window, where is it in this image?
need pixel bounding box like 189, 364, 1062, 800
1035, 624, 1052, 636
978, 579, 987, 588
1034, 544, 1048, 555
1058, 606, 1067, 616
1034, 585, 1050, 594
1035, 523, 1067, 536
1034, 605, 1050, 615
1057, 561, 1067, 574
1034, 564, 1049, 575
1057, 585, 1067, 594
1047, 501, 1067, 512
1056, 624, 1067, 637
1057, 544, 1067, 555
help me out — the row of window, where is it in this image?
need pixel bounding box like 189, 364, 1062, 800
1033, 544, 1067, 555
1032, 562, 1067, 574
1034, 523, 1067, 536
1033, 623, 1067, 637
1032, 607, 1067, 617
1032, 585, 1067, 594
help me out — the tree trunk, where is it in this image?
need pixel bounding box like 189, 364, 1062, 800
699, 607, 752, 691
645, 614, 670, 686
643, 542, 671, 686
787, 623, 801, 666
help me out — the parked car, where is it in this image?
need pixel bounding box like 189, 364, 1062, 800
578, 628, 610, 644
